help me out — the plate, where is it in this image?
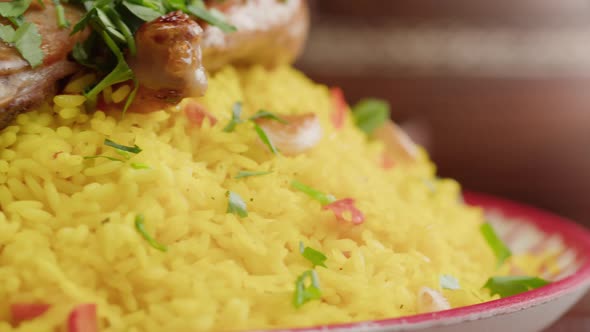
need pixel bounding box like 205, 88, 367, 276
255, 192, 590, 332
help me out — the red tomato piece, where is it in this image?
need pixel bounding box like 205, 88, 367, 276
330, 87, 348, 129
381, 153, 395, 169
11, 303, 50, 325
68, 303, 98, 332
323, 198, 365, 225
184, 102, 217, 127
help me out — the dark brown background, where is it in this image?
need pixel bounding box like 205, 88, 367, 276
296, 0, 590, 225
295, 2, 590, 330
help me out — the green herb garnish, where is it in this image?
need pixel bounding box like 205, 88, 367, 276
104, 138, 142, 154
130, 162, 150, 170
83, 155, 125, 162
234, 170, 272, 179
351, 98, 390, 135
253, 123, 278, 155
0, 21, 43, 68
440, 274, 460, 290
84, 138, 145, 166
483, 276, 549, 298
299, 242, 327, 268
134, 214, 167, 252
121, 0, 163, 22
249, 110, 288, 124
52, 0, 69, 28
0, 0, 32, 18
293, 270, 322, 309
223, 102, 243, 133
183, 0, 236, 33
291, 180, 336, 206
227, 191, 248, 218
480, 222, 512, 268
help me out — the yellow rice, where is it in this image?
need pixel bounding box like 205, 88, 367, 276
0, 65, 520, 331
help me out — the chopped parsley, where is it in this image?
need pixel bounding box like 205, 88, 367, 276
253, 123, 278, 155
440, 274, 460, 290
0, 0, 32, 18
234, 170, 272, 179
223, 102, 244, 133
291, 180, 336, 206
134, 214, 167, 252
227, 191, 248, 218
0, 21, 43, 68
480, 222, 512, 268
351, 98, 390, 135
483, 276, 549, 298
293, 270, 322, 309
299, 242, 327, 268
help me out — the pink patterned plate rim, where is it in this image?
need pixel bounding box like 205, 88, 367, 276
253, 191, 590, 332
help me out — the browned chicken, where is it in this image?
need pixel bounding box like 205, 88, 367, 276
0, 1, 88, 128
126, 11, 208, 113
0, 0, 309, 123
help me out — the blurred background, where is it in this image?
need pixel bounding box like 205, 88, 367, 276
296, 0, 590, 227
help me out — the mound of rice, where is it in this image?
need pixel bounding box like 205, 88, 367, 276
0, 66, 503, 331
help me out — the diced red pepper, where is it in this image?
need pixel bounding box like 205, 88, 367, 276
184, 102, 217, 127
330, 87, 348, 129
11, 303, 50, 325
68, 304, 98, 332
323, 198, 365, 225
381, 153, 395, 169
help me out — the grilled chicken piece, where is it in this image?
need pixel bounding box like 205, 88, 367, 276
202, 0, 309, 72
126, 11, 207, 113
126, 0, 308, 113
0, 2, 88, 127
0, 0, 310, 120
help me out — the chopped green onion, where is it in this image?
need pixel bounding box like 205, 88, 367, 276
249, 110, 288, 124
293, 270, 322, 309
440, 274, 460, 290
351, 98, 390, 135
483, 276, 550, 298
227, 191, 248, 218
134, 214, 167, 252
291, 180, 336, 206
234, 170, 272, 179
480, 222, 512, 268
51, 0, 69, 28
223, 102, 243, 133
104, 138, 142, 154
83, 155, 125, 162
299, 242, 327, 268
253, 123, 278, 155
130, 162, 150, 170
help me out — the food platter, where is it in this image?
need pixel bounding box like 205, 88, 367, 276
255, 192, 590, 332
